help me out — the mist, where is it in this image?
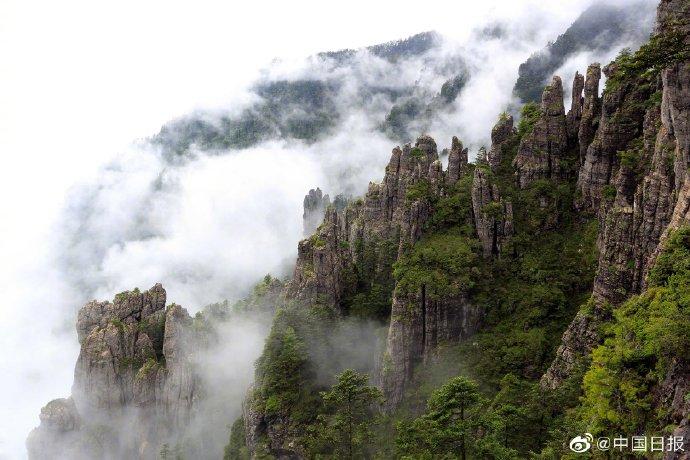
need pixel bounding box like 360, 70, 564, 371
0, 0, 657, 457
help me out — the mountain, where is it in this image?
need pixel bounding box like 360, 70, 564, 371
152, 31, 467, 156
153, 4, 653, 161
514, 0, 656, 103
26, 0, 690, 458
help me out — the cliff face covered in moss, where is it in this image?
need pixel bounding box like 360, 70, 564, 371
28, 0, 690, 459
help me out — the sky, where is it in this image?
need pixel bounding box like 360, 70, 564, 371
0, 0, 643, 457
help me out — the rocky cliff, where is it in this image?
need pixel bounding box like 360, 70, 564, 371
543, 0, 690, 391
28, 285, 200, 459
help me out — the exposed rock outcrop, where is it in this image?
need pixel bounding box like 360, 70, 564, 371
447, 136, 469, 184
513, 76, 569, 188
246, 134, 486, 447
544, 0, 690, 391
303, 188, 330, 236
577, 64, 602, 165
28, 285, 200, 459
381, 292, 481, 410
471, 166, 513, 258
487, 114, 516, 172
566, 71, 585, 142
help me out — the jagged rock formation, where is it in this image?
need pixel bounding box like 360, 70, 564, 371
487, 114, 515, 172
447, 136, 469, 183
513, 76, 570, 188
577, 64, 602, 165
471, 166, 513, 258
245, 133, 492, 446
289, 135, 444, 312
28, 285, 200, 459
566, 71, 584, 142
302, 188, 330, 236
543, 0, 690, 394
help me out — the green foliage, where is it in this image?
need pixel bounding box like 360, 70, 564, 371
602, 184, 617, 201
616, 137, 647, 180
114, 289, 136, 303
393, 232, 478, 299
223, 418, 250, 460
462, 218, 598, 388
347, 283, 391, 321
440, 74, 468, 103
109, 317, 125, 331
155, 80, 340, 155
396, 376, 518, 459
229, 274, 283, 316
648, 227, 690, 287
571, 227, 690, 438
135, 358, 163, 381
255, 318, 312, 416
344, 236, 398, 322
483, 201, 504, 220
605, 25, 690, 92
306, 370, 382, 459
409, 147, 425, 159
382, 100, 427, 142
158, 443, 183, 460
427, 173, 475, 233
405, 179, 431, 202
517, 102, 541, 139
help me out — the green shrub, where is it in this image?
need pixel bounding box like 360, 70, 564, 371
223, 418, 249, 460
410, 147, 425, 159
605, 25, 690, 92
393, 232, 478, 298
573, 227, 690, 436
602, 184, 617, 201
517, 102, 541, 139
405, 179, 432, 202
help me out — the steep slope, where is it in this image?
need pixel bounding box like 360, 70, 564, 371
27, 285, 199, 459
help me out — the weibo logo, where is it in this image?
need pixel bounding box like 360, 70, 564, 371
569, 433, 593, 453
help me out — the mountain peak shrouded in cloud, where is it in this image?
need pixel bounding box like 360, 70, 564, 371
318, 31, 442, 63
152, 5, 654, 162
514, 0, 656, 102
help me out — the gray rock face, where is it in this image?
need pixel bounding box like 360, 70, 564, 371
540, 308, 607, 389
513, 76, 569, 188
471, 166, 512, 258
544, 2, 690, 391
487, 114, 516, 172
655, 358, 690, 460
566, 71, 585, 142
287, 135, 445, 313
575, 61, 653, 212
382, 292, 481, 410
447, 136, 469, 184
577, 64, 602, 165
303, 188, 330, 236
28, 285, 200, 459
26, 399, 86, 460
